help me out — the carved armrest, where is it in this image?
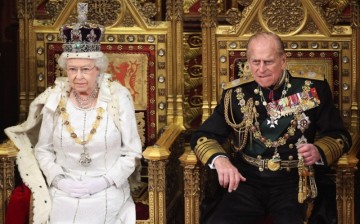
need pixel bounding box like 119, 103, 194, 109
334, 133, 360, 224
0, 140, 18, 224
142, 123, 184, 224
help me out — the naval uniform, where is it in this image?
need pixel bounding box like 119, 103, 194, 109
190, 71, 352, 224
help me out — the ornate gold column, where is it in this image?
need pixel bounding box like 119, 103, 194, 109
179, 146, 200, 224
17, 0, 36, 121
335, 133, 359, 224
143, 123, 184, 224
350, 0, 360, 133
0, 141, 17, 223
200, 0, 218, 121
166, 0, 185, 127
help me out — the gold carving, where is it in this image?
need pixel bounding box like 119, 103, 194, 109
184, 0, 199, 14
225, 8, 242, 25
87, 0, 122, 26
301, 20, 319, 34
122, 13, 136, 27
261, 0, 306, 34
311, 0, 350, 28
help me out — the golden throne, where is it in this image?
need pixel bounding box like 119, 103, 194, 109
0, 1, 187, 224
180, 0, 360, 224
0, 0, 359, 224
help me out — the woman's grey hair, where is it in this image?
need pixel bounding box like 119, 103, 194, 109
57, 53, 109, 74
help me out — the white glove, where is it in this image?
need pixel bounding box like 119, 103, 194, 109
56, 178, 89, 198
82, 176, 114, 195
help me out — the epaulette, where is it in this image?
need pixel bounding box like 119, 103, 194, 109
223, 76, 254, 90
290, 71, 324, 81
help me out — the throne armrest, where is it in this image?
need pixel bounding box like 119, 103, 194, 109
334, 133, 360, 224
142, 123, 184, 224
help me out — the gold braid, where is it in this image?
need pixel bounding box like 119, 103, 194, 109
224, 89, 255, 150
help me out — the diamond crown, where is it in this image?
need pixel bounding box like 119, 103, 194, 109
59, 3, 104, 53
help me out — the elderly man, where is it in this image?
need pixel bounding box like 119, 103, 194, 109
190, 32, 351, 224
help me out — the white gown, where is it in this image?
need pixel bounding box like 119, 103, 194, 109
35, 86, 142, 223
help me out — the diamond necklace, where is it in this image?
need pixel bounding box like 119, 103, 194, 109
254, 70, 291, 128
59, 96, 104, 167
73, 88, 98, 109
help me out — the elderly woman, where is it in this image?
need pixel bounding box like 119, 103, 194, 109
5, 3, 142, 224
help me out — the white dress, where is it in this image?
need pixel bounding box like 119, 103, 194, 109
34, 80, 142, 223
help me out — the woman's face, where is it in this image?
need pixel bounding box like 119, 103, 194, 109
66, 58, 99, 94
247, 36, 286, 88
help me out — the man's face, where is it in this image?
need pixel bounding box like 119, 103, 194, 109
247, 37, 286, 88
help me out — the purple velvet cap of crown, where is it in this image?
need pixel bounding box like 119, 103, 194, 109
60, 22, 104, 54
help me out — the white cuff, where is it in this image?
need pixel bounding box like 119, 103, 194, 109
208, 155, 228, 169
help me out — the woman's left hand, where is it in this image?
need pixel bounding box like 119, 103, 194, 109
82, 176, 113, 195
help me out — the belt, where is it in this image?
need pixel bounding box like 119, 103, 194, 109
240, 152, 299, 172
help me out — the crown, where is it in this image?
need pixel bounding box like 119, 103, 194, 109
59, 3, 105, 58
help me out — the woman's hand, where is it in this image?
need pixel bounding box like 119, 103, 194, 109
82, 176, 114, 195
57, 178, 89, 198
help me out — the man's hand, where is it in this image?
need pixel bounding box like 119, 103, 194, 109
297, 143, 321, 166
214, 157, 246, 193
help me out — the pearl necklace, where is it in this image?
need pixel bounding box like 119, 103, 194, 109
73, 88, 98, 109
59, 96, 104, 167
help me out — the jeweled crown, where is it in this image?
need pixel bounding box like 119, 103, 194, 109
59, 3, 104, 54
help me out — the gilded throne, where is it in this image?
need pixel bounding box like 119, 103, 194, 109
0, 0, 359, 224
0, 1, 187, 224
180, 0, 360, 224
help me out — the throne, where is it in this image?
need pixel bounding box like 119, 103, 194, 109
179, 1, 360, 224
0, 1, 187, 224
0, 1, 359, 224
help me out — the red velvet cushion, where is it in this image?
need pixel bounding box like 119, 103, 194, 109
5, 183, 31, 224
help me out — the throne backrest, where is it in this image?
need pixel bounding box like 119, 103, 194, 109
9, 1, 177, 223
208, 4, 357, 134
24, 1, 172, 148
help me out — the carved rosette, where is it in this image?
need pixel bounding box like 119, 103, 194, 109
225, 8, 242, 26
261, 0, 305, 34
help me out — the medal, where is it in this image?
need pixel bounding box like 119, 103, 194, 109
268, 149, 281, 171
268, 159, 280, 171
79, 151, 92, 167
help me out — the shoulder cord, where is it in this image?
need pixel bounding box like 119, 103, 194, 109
224, 89, 256, 151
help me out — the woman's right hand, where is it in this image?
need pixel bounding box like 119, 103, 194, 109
57, 178, 89, 198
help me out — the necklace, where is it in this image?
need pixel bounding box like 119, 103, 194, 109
59, 96, 104, 167
254, 70, 291, 128
73, 88, 98, 109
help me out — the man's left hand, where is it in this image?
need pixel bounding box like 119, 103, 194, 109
297, 143, 321, 166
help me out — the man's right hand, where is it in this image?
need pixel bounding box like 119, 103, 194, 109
214, 157, 246, 193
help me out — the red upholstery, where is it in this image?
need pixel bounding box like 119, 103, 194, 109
5, 183, 30, 224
